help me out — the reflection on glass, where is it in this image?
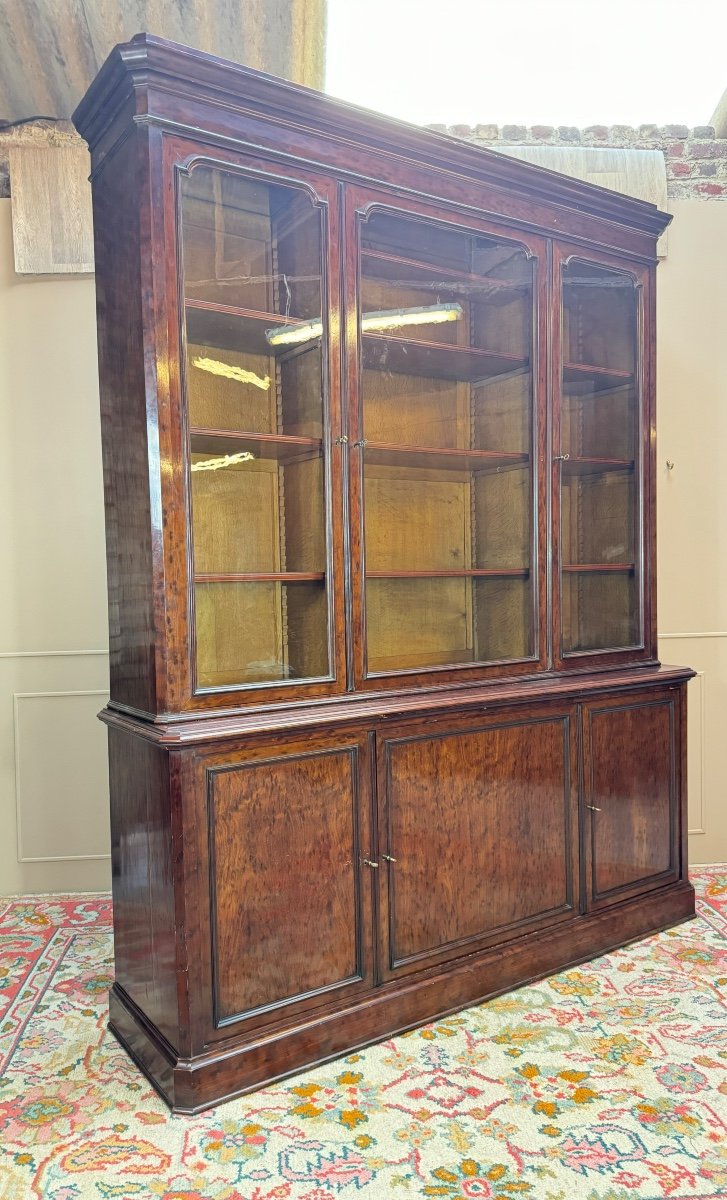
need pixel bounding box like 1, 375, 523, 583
359, 211, 535, 674
560, 261, 640, 653
180, 166, 331, 688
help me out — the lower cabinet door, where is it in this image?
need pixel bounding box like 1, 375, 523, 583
194, 729, 375, 1036
582, 689, 681, 909
377, 706, 579, 980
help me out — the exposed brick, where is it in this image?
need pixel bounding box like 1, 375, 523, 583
443, 119, 727, 200
694, 180, 727, 196
474, 123, 499, 140
687, 140, 727, 159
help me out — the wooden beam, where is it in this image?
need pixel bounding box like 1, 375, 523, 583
2, 125, 93, 274
0, 0, 328, 122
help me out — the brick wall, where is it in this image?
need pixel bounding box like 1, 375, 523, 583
430, 124, 727, 199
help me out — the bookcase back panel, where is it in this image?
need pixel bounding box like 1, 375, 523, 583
562, 573, 639, 655
366, 577, 472, 672
187, 344, 276, 432
362, 370, 466, 447
182, 169, 321, 317
195, 581, 284, 687
474, 577, 533, 662
195, 579, 330, 687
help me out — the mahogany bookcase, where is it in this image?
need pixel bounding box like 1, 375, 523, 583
74, 34, 694, 1112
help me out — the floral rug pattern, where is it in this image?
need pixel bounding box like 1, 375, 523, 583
0, 870, 726, 1200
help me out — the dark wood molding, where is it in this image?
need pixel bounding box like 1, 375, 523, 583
109, 879, 696, 1113
99, 664, 694, 745
74, 34, 671, 242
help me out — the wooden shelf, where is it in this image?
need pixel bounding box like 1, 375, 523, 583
363, 332, 528, 383
563, 362, 634, 392
190, 428, 322, 464
185, 299, 527, 383
195, 572, 325, 584
562, 563, 635, 574
561, 455, 634, 477
362, 248, 528, 303
364, 441, 529, 473
186, 299, 316, 356
366, 569, 529, 579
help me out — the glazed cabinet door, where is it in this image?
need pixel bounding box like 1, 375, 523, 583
582, 689, 682, 909
553, 244, 654, 668
162, 137, 347, 711
344, 186, 548, 690
185, 729, 375, 1040
376, 706, 579, 980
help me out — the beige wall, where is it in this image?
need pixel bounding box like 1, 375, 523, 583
657, 199, 727, 864
0, 197, 111, 894
0, 193, 724, 896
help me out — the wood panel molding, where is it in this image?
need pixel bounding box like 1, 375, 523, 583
659, 634, 724, 844
206, 743, 369, 1030
13, 689, 110, 862
686, 670, 706, 837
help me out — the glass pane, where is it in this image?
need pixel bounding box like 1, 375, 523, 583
180, 165, 331, 688
560, 261, 640, 653
359, 210, 535, 674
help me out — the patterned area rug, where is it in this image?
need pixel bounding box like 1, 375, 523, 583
1, 870, 726, 1200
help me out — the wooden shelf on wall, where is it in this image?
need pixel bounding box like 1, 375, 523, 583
364, 441, 529, 473
362, 333, 528, 383
563, 362, 634, 391
190, 428, 322, 463
361, 248, 528, 303
195, 572, 326, 583
561, 456, 635, 477
562, 563, 635, 574
186, 299, 319, 356
366, 568, 530, 579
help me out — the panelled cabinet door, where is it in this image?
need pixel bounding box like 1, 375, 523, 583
376, 707, 579, 980
582, 690, 681, 909
343, 185, 548, 691
187, 730, 375, 1040
161, 136, 347, 712
552, 244, 655, 669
